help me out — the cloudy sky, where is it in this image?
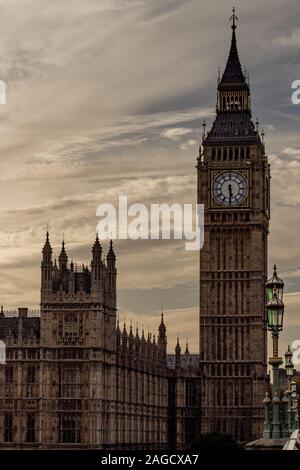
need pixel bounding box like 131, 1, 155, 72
0, 0, 300, 356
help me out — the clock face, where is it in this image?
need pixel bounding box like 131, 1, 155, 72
212, 171, 248, 207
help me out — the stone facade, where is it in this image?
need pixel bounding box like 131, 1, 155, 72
0, 235, 199, 449
167, 345, 201, 448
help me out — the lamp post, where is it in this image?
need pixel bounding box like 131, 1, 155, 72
265, 265, 284, 439
285, 345, 294, 434
285, 346, 294, 377
263, 392, 271, 438
291, 381, 299, 430
282, 394, 289, 437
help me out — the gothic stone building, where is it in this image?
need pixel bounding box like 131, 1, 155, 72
0, 16, 269, 448
0, 234, 200, 449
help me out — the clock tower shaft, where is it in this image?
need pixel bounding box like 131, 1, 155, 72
198, 16, 270, 442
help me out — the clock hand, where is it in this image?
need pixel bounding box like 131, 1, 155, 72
229, 183, 233, 206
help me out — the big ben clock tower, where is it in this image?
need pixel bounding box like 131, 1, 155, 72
198, 10, 270, 442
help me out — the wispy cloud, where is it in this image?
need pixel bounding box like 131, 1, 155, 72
273, 29, 300, 49
161, 127, 192, 140
0, 0, 299, 353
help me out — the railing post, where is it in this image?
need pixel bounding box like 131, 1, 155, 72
263, 392, 271, 438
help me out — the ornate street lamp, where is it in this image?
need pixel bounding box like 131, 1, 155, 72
265, 266, 285, 438
291, 381, 297, 395
263, 392, 271, 438
285, 346, 294, 378
285, 346, 294, 434
291, 381, 299, 429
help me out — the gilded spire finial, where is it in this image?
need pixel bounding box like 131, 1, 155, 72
230, 7, 238, 31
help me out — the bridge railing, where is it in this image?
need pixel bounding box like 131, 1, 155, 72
283, 430, 300, 450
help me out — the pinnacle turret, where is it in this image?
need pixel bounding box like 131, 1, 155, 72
107, 240, 116, 267
175, 337, 181, 368
92, 233, 102, 260
58, 239, 68, 271
158, 311, 166, 339
42, 231, 52, 262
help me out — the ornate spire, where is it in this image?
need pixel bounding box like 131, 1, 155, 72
158, 307, 166, 338
58, 239, 68, 271
129, 321, 134, 338
141, 328, 146, 342
204, 9, 257, 144
42, 230, 52, 265
135, 324, 140, 340
107, 240, 116, 272
175, 336, 181, 368
92, 233, 102, 266
42, 230, 52, 253
219, 8, 245, 86
107, 239, 116, 259
92, 233, 102, 253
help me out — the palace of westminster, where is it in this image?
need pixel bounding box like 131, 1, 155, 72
0, 14, 273, 448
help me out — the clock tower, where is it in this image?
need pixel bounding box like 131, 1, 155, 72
198, 11, 270, 442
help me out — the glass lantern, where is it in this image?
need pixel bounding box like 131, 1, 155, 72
266, 292, 284, 332
266, 265, 284, 301
285, 345, 294, 378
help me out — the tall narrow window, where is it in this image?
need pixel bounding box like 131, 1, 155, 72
60, 413, 81, 443
27, 366, 36, 397
185, 380, 196, 407
4, 413, 13, 442
5, 366, 13, 397
62, 367, 80, 398
26, 413, 36, 442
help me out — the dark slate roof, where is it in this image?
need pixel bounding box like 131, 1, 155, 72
204, 111, 258, 145
0, 316, 40, 340
220, 27, 245, 86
